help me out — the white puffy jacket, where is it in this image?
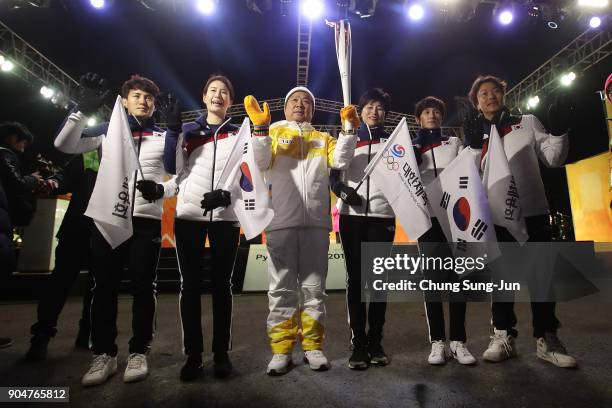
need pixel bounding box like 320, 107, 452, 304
54, 111, 176, 220
472, 113, 569, 217
172, 116, 240, 222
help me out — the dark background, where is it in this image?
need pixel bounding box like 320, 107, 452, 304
0, 0, 609, 214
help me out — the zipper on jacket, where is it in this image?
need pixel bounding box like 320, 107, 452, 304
365, 126, 373, 217
299, 124, 307, 226
208, 117, 231, 223
131, 130, 144, 217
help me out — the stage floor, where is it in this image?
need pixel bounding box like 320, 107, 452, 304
0, 293, 610, 407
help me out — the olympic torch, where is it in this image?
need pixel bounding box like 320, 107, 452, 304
328, 19, 353, 131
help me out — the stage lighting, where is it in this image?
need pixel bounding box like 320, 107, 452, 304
301, 0, 324, 19
90, 0, 105, 8
589, 16, 602, 28
527, 95, 540, 109
0, 55, 4, 65
498, 10, 513, 25
40, 86, 55, 99
196, 0, 216, 14
87, 117, 97, 127
1, 59, 14, 72
407, 3, 425, 21
560, 72, 576, 87
577, 0, 609, 8
351, 0, 378, 18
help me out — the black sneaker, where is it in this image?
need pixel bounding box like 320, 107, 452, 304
368, 343, 390, 366
213, 352, 233, 379
25, 336, 49, 361
0, 337, 13, 349
348, 346, 369, 370
180, 355, 204, 382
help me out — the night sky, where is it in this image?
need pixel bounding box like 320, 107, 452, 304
0, 0, 609, 214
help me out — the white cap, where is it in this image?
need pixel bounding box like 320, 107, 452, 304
284, 86, 316, 112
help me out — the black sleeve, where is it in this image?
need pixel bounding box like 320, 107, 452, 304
0, 149, 38, 195
329, 169, 344, 197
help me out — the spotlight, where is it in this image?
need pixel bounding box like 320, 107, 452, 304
498, 10, 513, 25
589, 16, 602, 28
560, 72, 576, 87
40, 86, 55, 99
87, 117, 97, 127
90, 0, 105, 8
527, 95, 540, 109
577, 0, 609, 8
407, 3, 425, 21
0, 55, 4, 65
545, 6, 566, 29
1, 59, 15, 72
351, 0, 378, 18
196, 0, 215, 14
301, 0, 324, 19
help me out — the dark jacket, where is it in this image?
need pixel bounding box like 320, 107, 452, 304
50, 155, 97, 240
0, 180, 16, 274
0, 145, 38, 226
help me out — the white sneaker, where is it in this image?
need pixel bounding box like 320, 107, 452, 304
266, 354, 292, 376
303, 349, 331, 371
450, 341, 477, 365
536, 333, 577, 368
81, 354, 117, 387
482, 329, 517, 362
124, 353, 149, 383
427, 340, 449, 365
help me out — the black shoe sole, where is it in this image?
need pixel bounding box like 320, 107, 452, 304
180, 367, 204, 382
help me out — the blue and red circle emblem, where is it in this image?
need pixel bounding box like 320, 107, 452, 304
452, 197, 471, 231
390, 144, 406, 158
239, 162, 254, 192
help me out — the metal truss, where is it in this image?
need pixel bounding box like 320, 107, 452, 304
181, 97, 420, 125
296, 13, 312, 86
505, 28, 612, 110
0, 19, 112, 119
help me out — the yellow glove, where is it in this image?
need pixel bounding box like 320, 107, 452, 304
244, 95, 271, 127
340, 105, 360, 131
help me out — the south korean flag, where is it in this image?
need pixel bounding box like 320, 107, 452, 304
427, 148, 500, 268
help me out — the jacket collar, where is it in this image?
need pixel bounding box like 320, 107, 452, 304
271, 120, 314, 132
195, 115, 234, 133
127, 115, 158, 132
358, 124, 387, 141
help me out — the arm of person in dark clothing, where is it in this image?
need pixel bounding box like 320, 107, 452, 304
0, 149, 40, 194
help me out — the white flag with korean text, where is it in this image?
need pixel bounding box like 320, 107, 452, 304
85, 96, 139, 249
483, 125, 528, 243
369, 118, 432, 240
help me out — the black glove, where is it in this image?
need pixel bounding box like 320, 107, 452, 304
339, 185, 362, 206
462, 111, 486, 148
136, 180, 164, 202
158, 93, 182, 132
201, 189, 231, 215
547, 93, 575, 136
76, 72, 109, 116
